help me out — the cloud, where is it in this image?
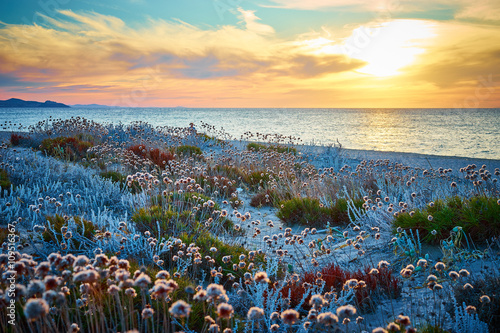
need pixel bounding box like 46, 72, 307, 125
263, 0, 500, 20
0, 6, 498, 107
281, 55, 365, 78
237, 8, 275, 35
455, 0, 500, 22
398, 21, 500, 88
0, 9, 363, 86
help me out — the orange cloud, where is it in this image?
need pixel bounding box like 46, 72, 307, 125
0, 8, 498, 107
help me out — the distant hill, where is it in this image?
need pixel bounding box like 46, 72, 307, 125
71, 104, 118, 108
0, 98, 70, 108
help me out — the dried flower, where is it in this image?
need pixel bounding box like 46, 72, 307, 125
247, 307, 264, 321
169, 300, 191, 318
24, 298, 50, 321
281, 309, 299, 325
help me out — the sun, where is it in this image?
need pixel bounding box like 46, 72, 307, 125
348, 20, 435, 77
300, 19, 435, 78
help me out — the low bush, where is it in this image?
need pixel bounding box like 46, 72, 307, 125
40, 136, 94, 161
250, 189, 281, 207
100, 171, 141, 193
10, 133, 31, 146
213, 165, 245, 181
42, 215, 100, 248
242, 170, 270, 191
131, 205, 196, 237
393, 196, 500, 243
0, 168, 12, 196
135, 193, 236, 237
127, 144, 174, 169
247, 142, 297, 155
176, 230, 265, 282
277, 197, 364, 227
280, 263, 401, 312
176, 145, 203, 157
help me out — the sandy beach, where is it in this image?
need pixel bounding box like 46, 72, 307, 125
2, 130, 499, 172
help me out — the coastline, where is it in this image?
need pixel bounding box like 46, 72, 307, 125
1, 130, 499, 172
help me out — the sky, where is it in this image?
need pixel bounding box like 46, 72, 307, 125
0, 0, 499, 107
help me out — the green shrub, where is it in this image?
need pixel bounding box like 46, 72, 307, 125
277, 197, 328, 227
0, 168, 12, 196
243, 170, 270, 190
100, 171, 141, 194
277, 197, 363, 227
393, 196, 500, 243
177, 230, 265, 281
131, 205, 197, 237
136, 193, 236, 236
194, 174, 237, 198
213, 165, 245, 181
176, 145, 203, 156
42, 215, 100, 247
247, 142, 297, 155
196, 133, 226, 146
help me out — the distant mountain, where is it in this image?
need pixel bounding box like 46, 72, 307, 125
0, 98, 70, 108
71, 104, 118, 108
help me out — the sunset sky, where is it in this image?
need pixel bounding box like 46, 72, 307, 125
0, 0, 499, 107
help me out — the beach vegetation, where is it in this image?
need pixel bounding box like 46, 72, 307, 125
393, 196, 500, 243
40, 136, 94, 161
277, 197, 364, 227
0, 168, 12, 195
176, 144, 203, 157
0, 117, 498, 333
247, 142, 297, 155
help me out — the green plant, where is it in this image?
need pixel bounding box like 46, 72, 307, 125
100, 171, 141, 193
176, 145, 203, 157
42, 215, 100, 247
247, 142, 297, 155
176, 230, 265, 282
243, 170, 270, 190
131, 205, 196, 237
0, 168, 12, 196
40, 136, 94, 161
393, 196, 500, 243
277, 197, 364, 227
194, 174, 237, 198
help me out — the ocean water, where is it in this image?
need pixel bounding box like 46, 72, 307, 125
1, 107, 499, 159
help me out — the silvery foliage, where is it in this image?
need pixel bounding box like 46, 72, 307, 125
0, 147, 166, 263
453, 301, 489, 333
0, 148, 130, 222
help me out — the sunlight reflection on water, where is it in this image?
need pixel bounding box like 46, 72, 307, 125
1, 107, 498, 159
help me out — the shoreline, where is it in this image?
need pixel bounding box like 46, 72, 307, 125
1, 130, 499, 171
230, 139, 500, 171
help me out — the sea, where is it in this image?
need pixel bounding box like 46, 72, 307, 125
1, 107, 499, 160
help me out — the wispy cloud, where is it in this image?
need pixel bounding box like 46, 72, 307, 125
0, 6, 498, 107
